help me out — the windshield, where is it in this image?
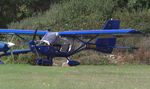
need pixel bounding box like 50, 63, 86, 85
41, 32, 59, 44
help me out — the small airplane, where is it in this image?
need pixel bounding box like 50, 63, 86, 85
0, 19, 141, 66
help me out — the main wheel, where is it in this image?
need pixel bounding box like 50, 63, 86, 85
67, 60, 80, 66
0, 60, 4, 64
35, 58, 53, 66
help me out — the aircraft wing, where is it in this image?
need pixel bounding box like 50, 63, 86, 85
58, 29, 141, 38
0, 29, 48, 35
0, 49, 31, 57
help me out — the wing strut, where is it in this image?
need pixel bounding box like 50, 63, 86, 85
69, 35, 99, 55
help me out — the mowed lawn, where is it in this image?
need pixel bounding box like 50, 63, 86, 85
0, 64, 149, 89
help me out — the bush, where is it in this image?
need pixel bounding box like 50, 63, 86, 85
108, 36, 150, 64
113, 9, 150, 33
9, 0, 116, 30
0, 0, 63, 28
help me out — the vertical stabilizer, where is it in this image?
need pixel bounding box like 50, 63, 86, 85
103, 19, 120, 29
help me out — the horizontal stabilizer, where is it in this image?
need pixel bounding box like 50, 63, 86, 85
113, 46, 139, 49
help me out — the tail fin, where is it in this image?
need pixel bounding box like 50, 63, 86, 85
103, 19, 120, 29
95, 19, 119, 53
94, 19, 120, 53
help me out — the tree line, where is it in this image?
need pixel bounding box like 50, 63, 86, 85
0, 0, 149, 28
0, 0, 62, 28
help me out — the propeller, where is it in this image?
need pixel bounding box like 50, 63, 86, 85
30, 29, 41, 59
32, 29, 38, 42
29, 28, 38, 47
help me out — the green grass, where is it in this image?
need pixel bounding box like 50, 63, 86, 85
0, 64, 150, 89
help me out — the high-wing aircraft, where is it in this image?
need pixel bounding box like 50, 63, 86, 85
0, 19, 141, 66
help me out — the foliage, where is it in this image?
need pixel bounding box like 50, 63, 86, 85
9, 0, 116, 30
0, 0, 62, 28
115, 0, 150, 10
9, 0, 150, 32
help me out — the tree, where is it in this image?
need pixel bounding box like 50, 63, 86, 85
0, 0, 62, 28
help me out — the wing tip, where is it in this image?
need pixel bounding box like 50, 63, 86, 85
129, 30, 142, 34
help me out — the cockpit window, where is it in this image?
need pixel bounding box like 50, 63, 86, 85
40, 32, 75, 52
41, 32, 59, 44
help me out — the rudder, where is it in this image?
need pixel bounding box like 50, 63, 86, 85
103, 19, 120, 29
95, 38, 116, 53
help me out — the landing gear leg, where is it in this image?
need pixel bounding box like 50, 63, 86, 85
66, 57, 70, 63
0, 60, 4, 64
47, 56, 53, 66
35, 56, 53, 66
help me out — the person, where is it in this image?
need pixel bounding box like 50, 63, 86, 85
41, 32, 71, 52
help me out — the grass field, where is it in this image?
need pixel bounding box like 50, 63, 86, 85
0, 64, 149, 89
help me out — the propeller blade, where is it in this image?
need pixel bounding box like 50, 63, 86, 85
32, 29, 38, 41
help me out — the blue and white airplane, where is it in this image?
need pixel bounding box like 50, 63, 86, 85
0, 19, 141, 66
